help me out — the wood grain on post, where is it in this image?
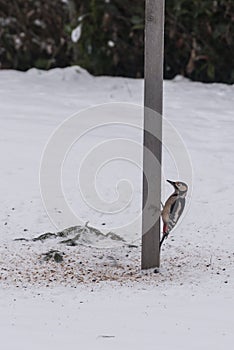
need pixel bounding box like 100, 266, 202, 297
142, 0, 165, 269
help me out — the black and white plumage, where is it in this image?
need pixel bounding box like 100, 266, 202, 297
160, 180, 188, 247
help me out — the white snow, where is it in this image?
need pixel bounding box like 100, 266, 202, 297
0, 66, 234, 349
108, 40, 115, 47
71, 24, 82, 43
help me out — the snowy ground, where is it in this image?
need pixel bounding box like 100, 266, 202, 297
1, 67, 234, 349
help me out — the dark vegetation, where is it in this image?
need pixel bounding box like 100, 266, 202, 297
0, 0, 233, 83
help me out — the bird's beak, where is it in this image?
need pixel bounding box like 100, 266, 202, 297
167, 180, 176, 186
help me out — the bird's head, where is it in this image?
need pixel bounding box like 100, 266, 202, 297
167, 180, 188, 195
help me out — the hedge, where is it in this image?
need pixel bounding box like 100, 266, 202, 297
0, 0, 233, 83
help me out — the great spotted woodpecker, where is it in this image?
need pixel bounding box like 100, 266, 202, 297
160, 180, 188, 247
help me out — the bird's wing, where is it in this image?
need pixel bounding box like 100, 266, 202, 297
168, 197, 185, 232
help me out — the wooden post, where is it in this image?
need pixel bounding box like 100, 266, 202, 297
142, 0, 165, 269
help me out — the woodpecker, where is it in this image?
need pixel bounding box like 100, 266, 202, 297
160, 180, 188, 247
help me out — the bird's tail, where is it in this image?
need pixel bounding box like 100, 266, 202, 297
160, 233, 168, 249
